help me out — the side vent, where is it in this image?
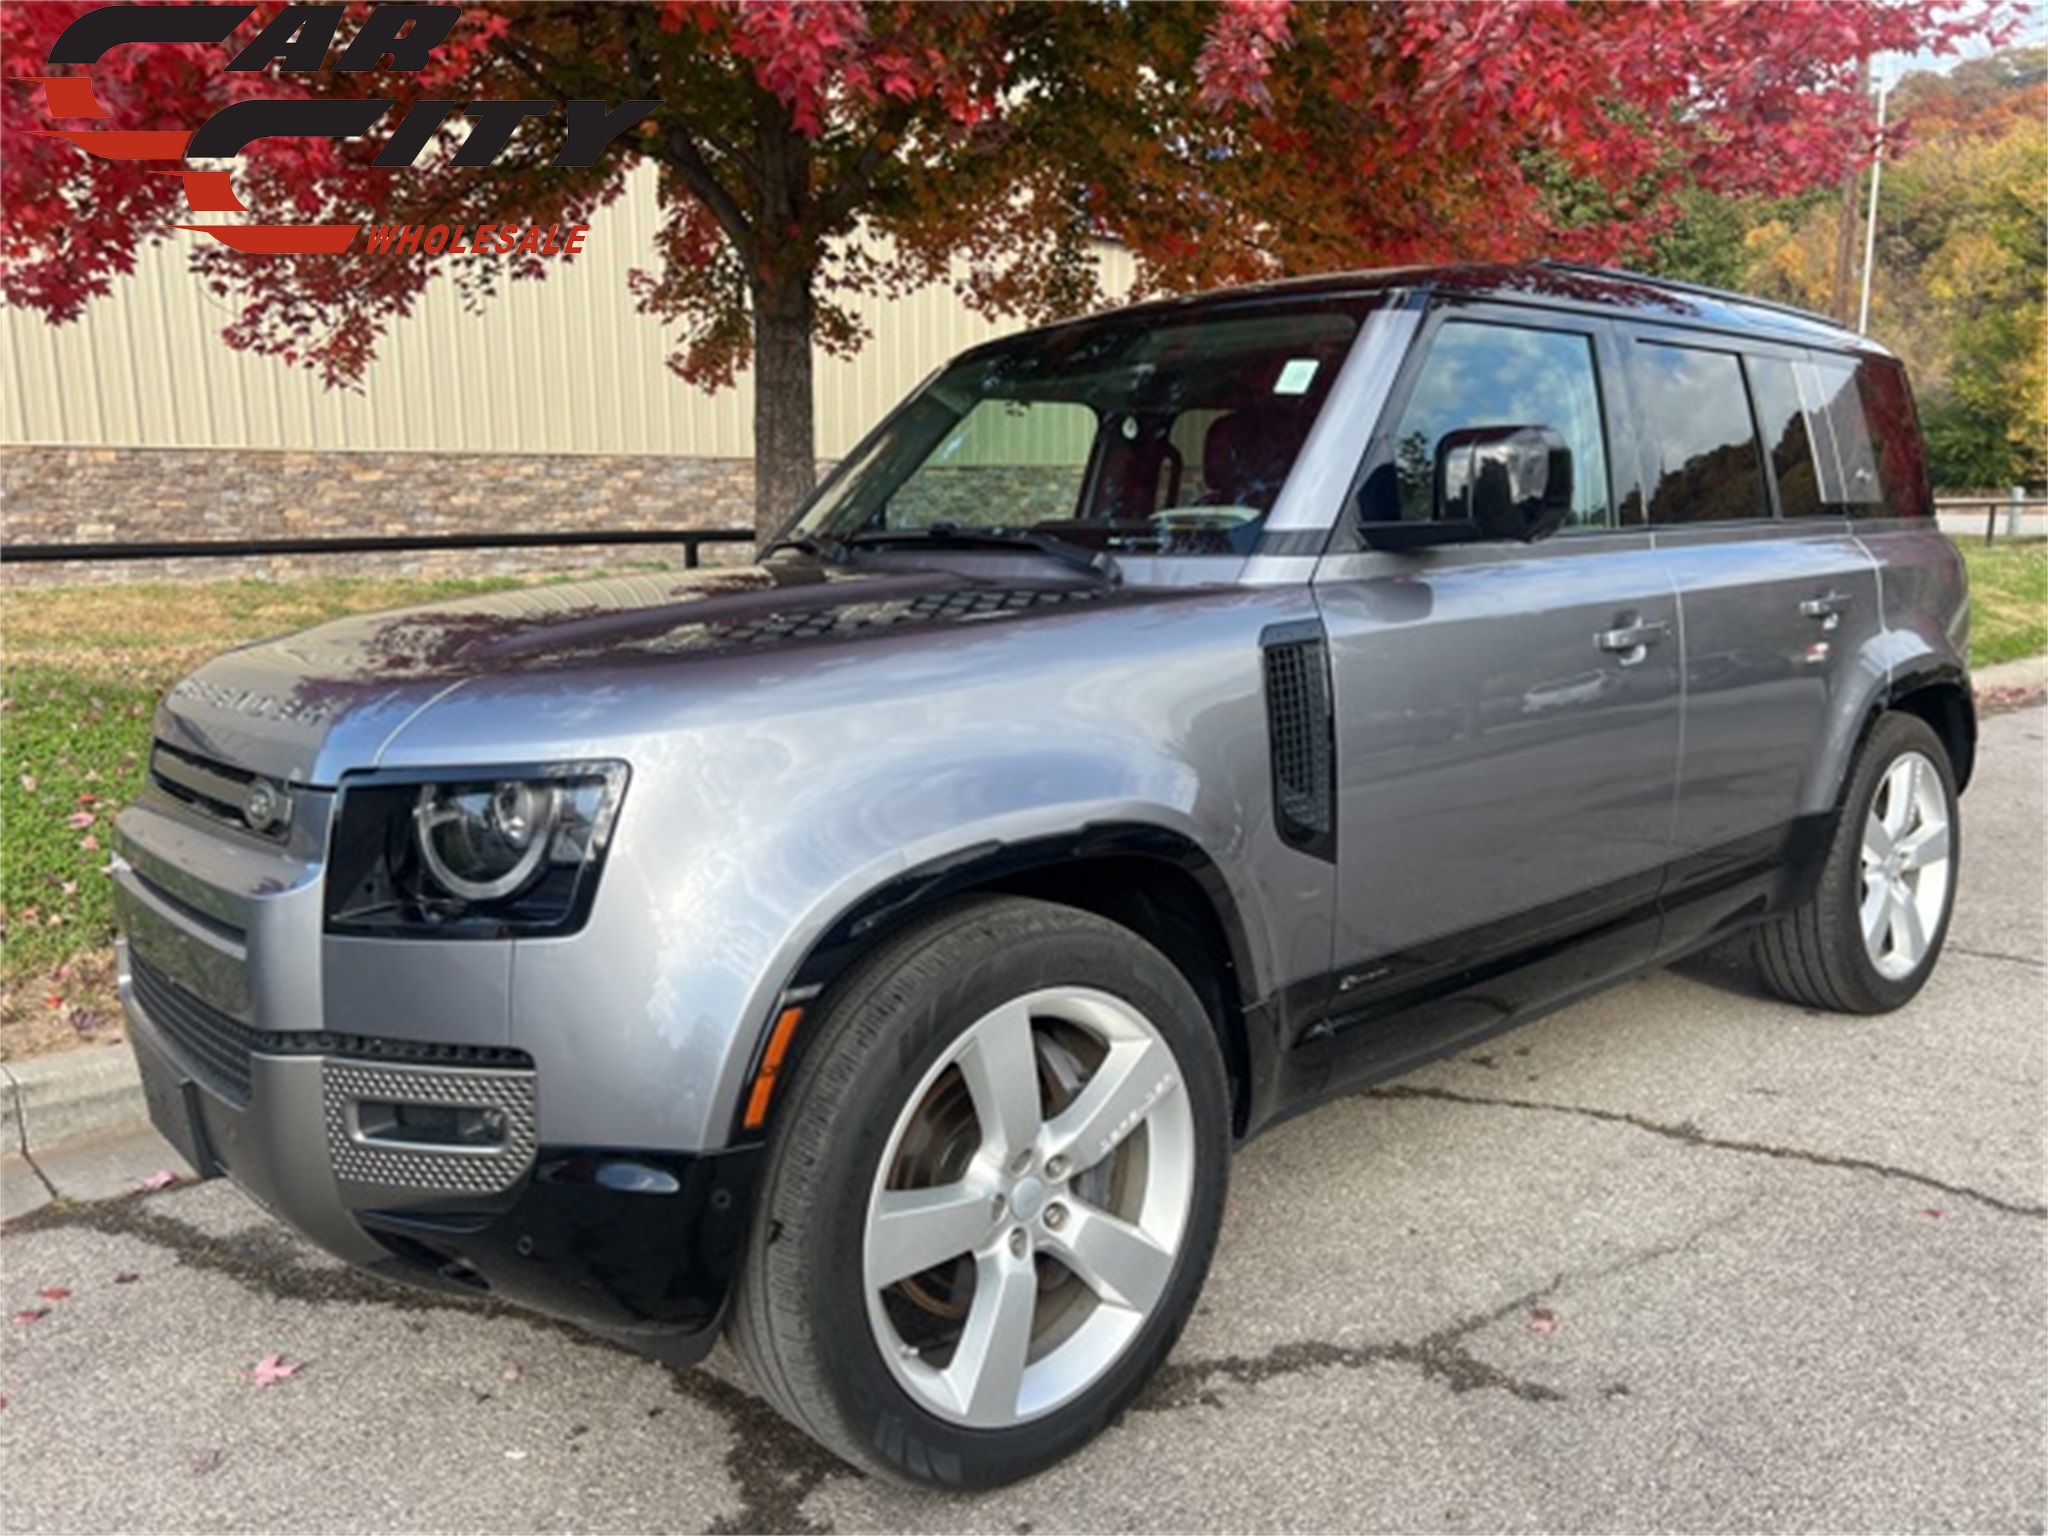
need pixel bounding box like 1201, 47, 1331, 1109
1262, 621, 1337, 861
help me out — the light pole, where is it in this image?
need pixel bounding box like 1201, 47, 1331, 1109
1856, 75, 1891, 336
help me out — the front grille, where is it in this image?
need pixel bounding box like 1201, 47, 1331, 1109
149, 742, 292, 841
131, 952, 534, 1111
132, 951, 254, 1105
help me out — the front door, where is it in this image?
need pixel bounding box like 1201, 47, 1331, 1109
1314, 309, 1683, 1076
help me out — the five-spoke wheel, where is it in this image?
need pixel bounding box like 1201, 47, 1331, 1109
1757, 711, 1960, 1013
731, 897, 1228, 1489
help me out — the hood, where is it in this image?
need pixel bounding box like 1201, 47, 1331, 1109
153, 559, 1114, 784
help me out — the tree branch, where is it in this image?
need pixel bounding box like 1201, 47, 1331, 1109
660, 123, 757, 261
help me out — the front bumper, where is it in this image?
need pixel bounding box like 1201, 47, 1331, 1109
122, 939, 758, 1362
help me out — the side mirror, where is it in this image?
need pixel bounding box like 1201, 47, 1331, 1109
1359, 425, 1574, 550
1439, 426, 1573, 543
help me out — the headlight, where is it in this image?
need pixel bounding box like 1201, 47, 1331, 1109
415, 781, 561, 901
326, 764, 627, 938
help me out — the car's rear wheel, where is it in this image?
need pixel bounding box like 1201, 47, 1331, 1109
1755, 711, 1959, 1013
730, 896, 1230, 1488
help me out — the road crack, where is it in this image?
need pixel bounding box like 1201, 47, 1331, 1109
1943, 943, 2046, 970
1141, 1278, 1569, 1412
1366, 1085, 2046, 1219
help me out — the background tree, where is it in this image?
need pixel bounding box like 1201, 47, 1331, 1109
2, 0, 2012, 534
1729, 47, 2045, 489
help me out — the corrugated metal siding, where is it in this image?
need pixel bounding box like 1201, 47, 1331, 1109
1, 169, 1134, 459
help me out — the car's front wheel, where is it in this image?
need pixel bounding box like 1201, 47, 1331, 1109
730, 896, 1230, 1488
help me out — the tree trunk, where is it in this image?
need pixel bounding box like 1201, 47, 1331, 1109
750, 274, 818, 542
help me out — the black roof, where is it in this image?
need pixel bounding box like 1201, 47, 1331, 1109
999, 259, 1885, 359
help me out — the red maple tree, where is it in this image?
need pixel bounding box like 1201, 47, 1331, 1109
1, 1, 2011, 533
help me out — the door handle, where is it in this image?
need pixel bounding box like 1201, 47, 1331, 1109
1800, 591, 1854, 631
1595, 618, 1670, 666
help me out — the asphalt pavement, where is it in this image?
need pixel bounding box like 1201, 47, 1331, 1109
3, 703, 2042, 1534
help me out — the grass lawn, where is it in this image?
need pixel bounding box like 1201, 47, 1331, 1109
2, 575, 538, 1058
3, 543, 2043, 1061
1959, 540, 2048, 669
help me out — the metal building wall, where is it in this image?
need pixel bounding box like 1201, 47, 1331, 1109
0, 170, 1135, 460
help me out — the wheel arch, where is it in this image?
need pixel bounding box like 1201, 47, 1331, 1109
1882, 669, 1976, 794
734, 826, 1266, 1145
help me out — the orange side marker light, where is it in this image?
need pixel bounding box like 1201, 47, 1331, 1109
742, 1005, 806, 1131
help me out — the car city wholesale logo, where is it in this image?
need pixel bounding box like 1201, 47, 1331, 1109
17, 4, 660, 255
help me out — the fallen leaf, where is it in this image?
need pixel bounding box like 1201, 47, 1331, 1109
1528, 1308, 1561, 1335
502, 1364, 523, 1383
113, 1271, 142, 1285
78, 835, 99, 852
0, 1392, 10, 1410
36, 1287, 71, 1301
1921, 1208, 1945, 1219
64, 811, 94, 830
249, 1354, 302, 1388
18, 774, 36, 793
13, 1308, 51, 1325
139, 1170, 178, 1192
192, 1448, 226, 1476
44, 995, 63, 1011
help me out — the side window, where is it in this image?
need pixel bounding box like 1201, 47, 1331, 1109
1634, 342, 1767, 524
889, 399, 1098, 528
1854, 358, 1933, 518
1807, 356, 1883, 513
1387, 321, 1613, 529
1745, 355, 1823, 518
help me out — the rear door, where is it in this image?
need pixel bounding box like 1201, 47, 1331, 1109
1619, 333, 1885, 880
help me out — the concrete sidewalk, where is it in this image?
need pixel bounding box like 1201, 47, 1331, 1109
6, 657, 2043, 1223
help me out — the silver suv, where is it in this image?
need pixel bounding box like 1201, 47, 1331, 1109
116, 264, 1969, 1488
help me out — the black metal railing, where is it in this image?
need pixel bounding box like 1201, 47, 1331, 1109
2, 527, 757, 568
1934, 495, 2047, 546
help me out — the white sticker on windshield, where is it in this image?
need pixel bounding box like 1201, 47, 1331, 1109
1274, 358, 1319, 396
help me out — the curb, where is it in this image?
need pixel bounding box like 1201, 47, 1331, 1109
2, 1045, 145, 1162
5, 662, 2045, 1170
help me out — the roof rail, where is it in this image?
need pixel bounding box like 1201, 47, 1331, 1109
1533, 259, 1849, 332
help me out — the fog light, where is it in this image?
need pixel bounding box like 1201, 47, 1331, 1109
355, 1099, 508, 1150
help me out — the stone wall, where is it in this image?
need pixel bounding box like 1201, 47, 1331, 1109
1, 446, 782, 585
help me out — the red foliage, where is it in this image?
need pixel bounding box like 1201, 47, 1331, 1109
0, 1, 2017, 491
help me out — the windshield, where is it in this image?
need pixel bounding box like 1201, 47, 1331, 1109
790, 298, 1375, 558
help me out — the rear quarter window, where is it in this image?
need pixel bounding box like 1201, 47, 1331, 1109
1854, 358, 1934, 518
1807, 354, 1930, 518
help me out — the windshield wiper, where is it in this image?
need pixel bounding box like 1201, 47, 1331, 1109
844, 524, 1120, 583
763, 534, 850, 563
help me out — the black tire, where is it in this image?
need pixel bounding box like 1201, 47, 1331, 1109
729, 896, 1231, 1489
1754, 711, 1960, 1014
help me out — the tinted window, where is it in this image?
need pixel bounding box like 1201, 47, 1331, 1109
1856, 358, 1933, 517
1387, 321, 1612, 528
1808, 357, 1883, 512
1636, 343, 1767, 524
1746, 356, 1823, 518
